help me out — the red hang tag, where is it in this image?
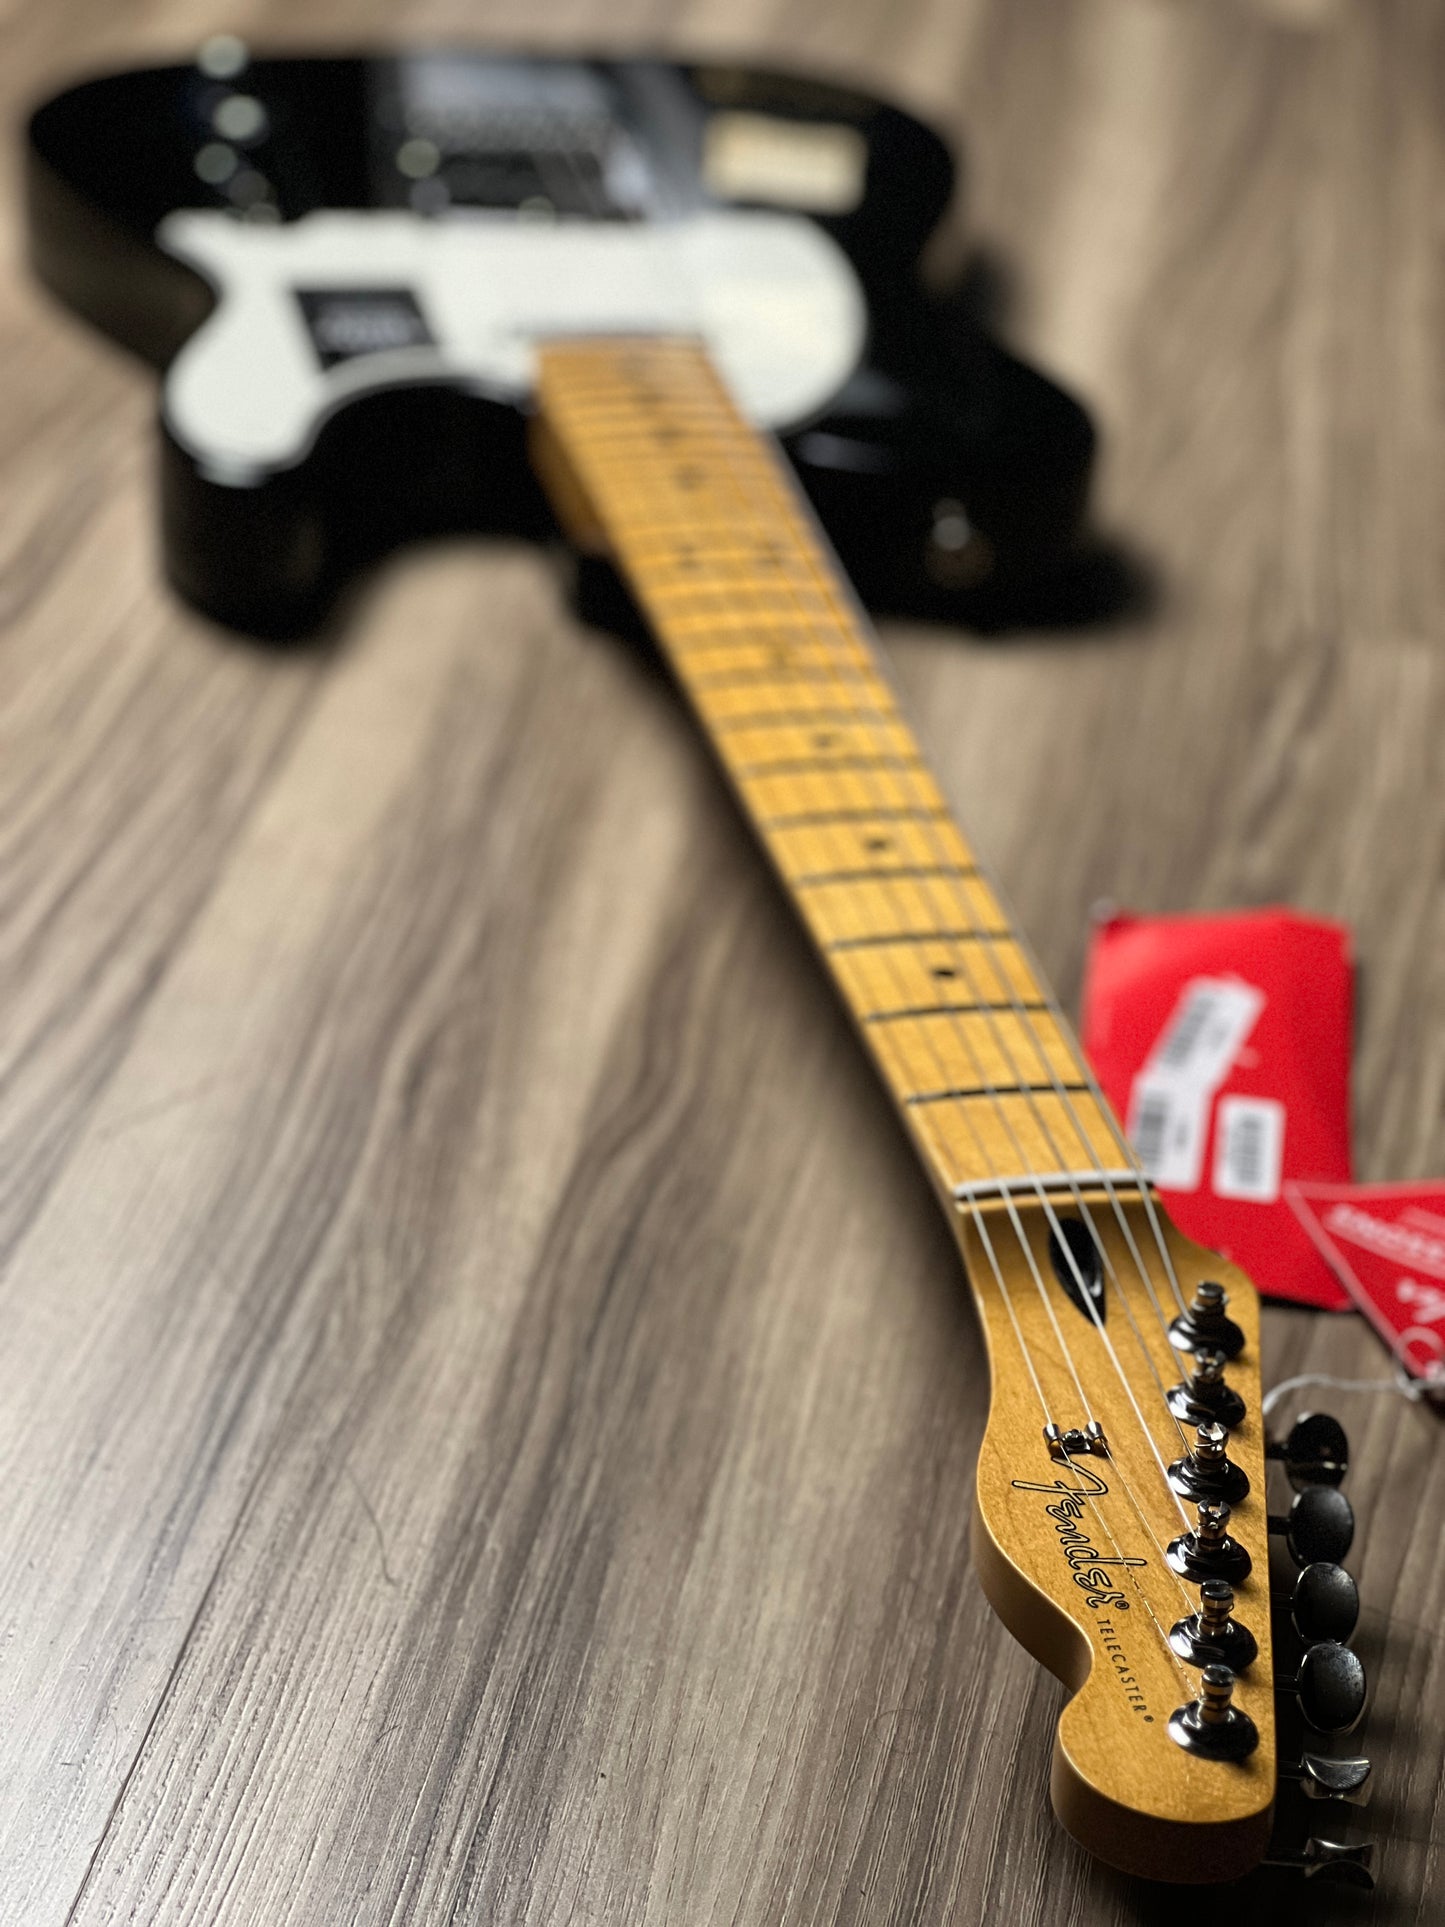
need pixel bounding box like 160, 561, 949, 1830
1288, 1180, 1445, 1390
1080, 908, 1354, 1311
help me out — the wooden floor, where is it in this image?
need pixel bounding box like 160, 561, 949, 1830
4, 0, 1445, 1920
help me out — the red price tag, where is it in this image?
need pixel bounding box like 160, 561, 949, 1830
1081, 908, 1354, 1310
1288, 1180, 1445, 1390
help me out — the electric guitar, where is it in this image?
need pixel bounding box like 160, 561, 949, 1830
26, 45, 1375, 1891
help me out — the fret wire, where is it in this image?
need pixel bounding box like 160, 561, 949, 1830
537, 344, 1110, 1182
906, 1083, 1093, 1107
535, 341, 1206, 1623
616, 345, 1198, 1445
792, 866, 978, 887
864, 1000, 1051, 1021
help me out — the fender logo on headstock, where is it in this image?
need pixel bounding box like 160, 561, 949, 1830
1010, 1463, 1147, 1613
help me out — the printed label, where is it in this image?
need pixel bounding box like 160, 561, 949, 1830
1127, 1074, 1211, 1191
1213, 1095, 1285, 1203
1287, 1180, 1445, 1388
1126, 977, 1265, 1191
295, 288, 435, 368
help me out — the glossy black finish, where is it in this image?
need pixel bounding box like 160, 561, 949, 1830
1267, 1412, 1350, 1490
1271, 1486, 1355, 1568
1282, 1561, 1360, 1646
1280, 1640, 1367, 1737
1167, 1280, 1246, 1361
25, 50, 1103, 640
1167, 1665, 1259, 1763
1168, 1599, 1259, 1672
1166, 1505, 1253, 1584
1166, 1345, 1247, 1430
1046, 1216, 1105, 1325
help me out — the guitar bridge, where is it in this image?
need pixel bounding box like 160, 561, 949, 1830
1044, 1420, 1110, 1462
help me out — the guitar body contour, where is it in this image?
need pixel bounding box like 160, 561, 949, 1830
27, 50, 1095, 638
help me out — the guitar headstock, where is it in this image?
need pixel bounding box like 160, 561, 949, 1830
958, 1191, 1372, 1886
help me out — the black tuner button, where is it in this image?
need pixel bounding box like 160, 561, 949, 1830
1264, 1837, 1375, 1889
1166, 1345, 1247, 1429
1277, 1639, 1368, 1736
1167, 1499, 1253, 1584
1169, 1578, 1259, 1671
1277, 1562, 1360, 1646
1269, 1486, 1355, 1567
1168, 1663, 1259, 1761
1168, 1420, 1251, 1504
1279, 1751, 1372, 1805
1169, 1280, 1246, 1360
1266, 1411, 1350, 1489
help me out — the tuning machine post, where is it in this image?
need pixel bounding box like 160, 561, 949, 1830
1166, 1345, 1246, 1430
1169, 1578, 1258, 1671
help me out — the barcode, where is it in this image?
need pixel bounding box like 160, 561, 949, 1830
1213, 1096, 1284, 1203
1133, 1091, 1173, 1174
1157, 998, 1213, 1070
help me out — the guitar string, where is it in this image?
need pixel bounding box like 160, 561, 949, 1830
623, 366, 1213, 1648
543, 347, 1206, 1643
657, 382, 1210, 1589
516, 173, 1204, 1659
682, 370, 1207, 1457
556, 355, 1198, 1421
601, 350, 1203, 1522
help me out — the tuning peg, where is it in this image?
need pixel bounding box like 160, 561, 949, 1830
1168, 1420, 1250, 1503
1275, 1562, 1360, 1646
1276, 1639, 1367, 1735
1169, 1280, 1245, 1360
1264, 1836, 1374, 1888
1168, 1663, 1259, 1761
1269, 1485, 1354, 1566
1169, 1578, 1258, 1670
1278, 1751, 1372, 1805
1166, 1345, 1246, 1429
1167, 1499, 1252, 1583
1266, 1412, 1349, 1489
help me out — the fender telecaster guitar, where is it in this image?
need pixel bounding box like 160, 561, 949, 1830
26, 46, 1376, 1890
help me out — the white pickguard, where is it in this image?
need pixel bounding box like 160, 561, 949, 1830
158, 208, 867, 482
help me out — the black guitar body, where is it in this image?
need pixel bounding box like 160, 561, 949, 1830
27, 50, 1102, 640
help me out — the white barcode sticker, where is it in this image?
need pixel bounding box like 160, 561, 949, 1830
1150, 978, 1265, 1086
1126, 977, 1266, 1192
1128, 1073, 1211, 1190
1213, 1096, 1285, 1203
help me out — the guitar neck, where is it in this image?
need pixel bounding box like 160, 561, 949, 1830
533, 337, 1133, 1212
